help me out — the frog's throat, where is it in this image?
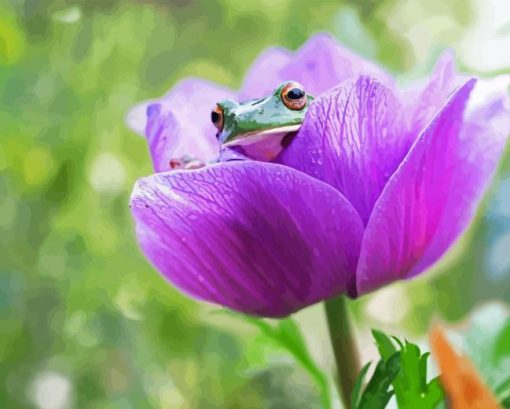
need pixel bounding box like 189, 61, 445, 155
222, 124, 301, 147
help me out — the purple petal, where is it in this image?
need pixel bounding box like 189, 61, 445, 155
279, 33, 392, 96
130, 161, 364, 317
278, 76, 409, 225
404, 50, 464, 136
142, 78, 235, 171
239, 47, 292, 100
126, 101, 151, 136
356, 79, 510, 295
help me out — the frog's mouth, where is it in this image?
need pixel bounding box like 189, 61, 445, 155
221, 124, 301, 148
221, 124, 301, 161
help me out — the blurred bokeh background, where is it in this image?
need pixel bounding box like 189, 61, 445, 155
2, 0, 510, 408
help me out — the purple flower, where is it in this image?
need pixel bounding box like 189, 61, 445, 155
128, 33, 510, 317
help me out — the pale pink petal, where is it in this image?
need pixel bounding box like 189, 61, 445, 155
239, 47, 293, 100
144, 78, 235, 171
279, 33, 393, 96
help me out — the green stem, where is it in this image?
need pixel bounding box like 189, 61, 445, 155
324, 295, 361, 409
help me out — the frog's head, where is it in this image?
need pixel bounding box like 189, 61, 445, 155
211, 81, 313, 159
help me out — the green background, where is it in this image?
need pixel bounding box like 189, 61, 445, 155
1, 0, 510, 408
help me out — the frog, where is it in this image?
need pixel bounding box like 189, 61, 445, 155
210, 81, 313, 161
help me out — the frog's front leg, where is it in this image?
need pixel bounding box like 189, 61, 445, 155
215, 147, 250, 164
167, 148, 249, 171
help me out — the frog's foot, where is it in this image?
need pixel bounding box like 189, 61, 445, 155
168, 156, 206, 170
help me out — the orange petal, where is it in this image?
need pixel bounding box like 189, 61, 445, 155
430, 326, 501, 409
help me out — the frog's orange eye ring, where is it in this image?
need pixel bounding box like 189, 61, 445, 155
281, 82, 307, 110
211, 105, 224, 130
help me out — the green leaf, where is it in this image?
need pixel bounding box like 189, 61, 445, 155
371, 329, 397, 361
229, 313, 331, 409
351, 362, 371, 409
496, 376, 510, 404
425, 377, 445, 408
393, 340, 444, 409
358, 352, 400, 409
369, 330, 444, 409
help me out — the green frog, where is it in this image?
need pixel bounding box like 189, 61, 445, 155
211, 81, 313, 161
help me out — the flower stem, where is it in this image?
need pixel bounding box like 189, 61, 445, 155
324, 295, 360, 409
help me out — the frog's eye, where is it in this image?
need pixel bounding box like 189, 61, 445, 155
281, 82, 307, 110
211, 105, 224, 130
